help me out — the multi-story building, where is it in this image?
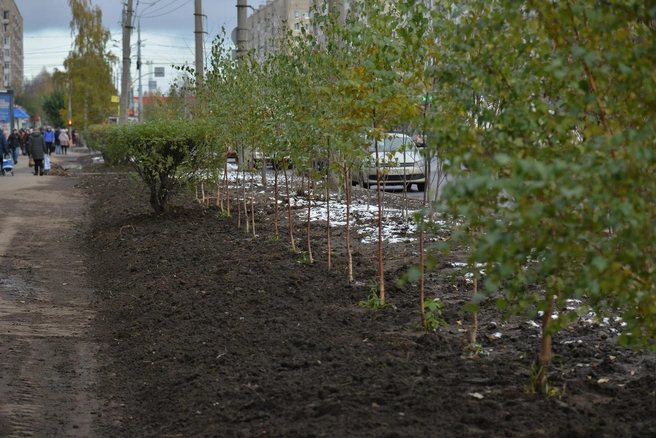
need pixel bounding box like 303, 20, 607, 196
247, 0, 311, 56
2, 0, 23, 90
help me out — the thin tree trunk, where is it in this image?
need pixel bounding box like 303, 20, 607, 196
419, 225, 426, 328
344, 164, 353, 283
261, 150, 267, 187
243, 166, 249, 233
273, 165, 279, 237
470, 278, 478, 346
374, 137, 385, 303
306, 174, 313, 263
221, 161, 227, 211
250, 165, 256, 236
219, 172, 223, 210
538, 293, 555, 393
402, 147, 409, 219
469, 227, 479, 346
236, 165, 241, 228
326, 155, 331, 271
225, 158, 231, 217
283, 160, 296, 252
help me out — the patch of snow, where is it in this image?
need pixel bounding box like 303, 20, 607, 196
201, 168, 438, 245
562, 339, 583, 345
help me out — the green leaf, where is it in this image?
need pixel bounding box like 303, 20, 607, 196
464, 302, 480, 314
591, 256, 608, 272
496, 298, 508, 310
406, 266, 422, 283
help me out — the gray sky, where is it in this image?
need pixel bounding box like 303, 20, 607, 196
16, 0, 264, 92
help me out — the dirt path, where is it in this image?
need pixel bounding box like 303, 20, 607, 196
0, 149, 104, 437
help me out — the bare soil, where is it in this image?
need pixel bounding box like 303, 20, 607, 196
0, 150, 103, 437
1, 150, 654, 437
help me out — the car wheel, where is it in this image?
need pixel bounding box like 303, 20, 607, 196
416, 182, 426, 191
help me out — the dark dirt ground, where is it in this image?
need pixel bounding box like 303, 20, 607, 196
82, 160, 655, 437
1, 150, 655, 437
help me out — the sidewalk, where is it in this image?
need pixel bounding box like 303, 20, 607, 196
0, 151, 104, 436
49, 145, 94, 171
5, 145, 93, 178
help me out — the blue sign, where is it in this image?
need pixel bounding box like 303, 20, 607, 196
0, 92, 12, 136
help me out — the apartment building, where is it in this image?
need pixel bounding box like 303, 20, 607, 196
247, 0, 312, 55
2, 0, 23, 90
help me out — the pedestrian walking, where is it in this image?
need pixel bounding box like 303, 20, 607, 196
27, 128, 48, 176
59, 130, 70, 155
20, 129, 28, 155
44, 127, 55, 155
8, 129, 21, 164
54, 128, 61, 154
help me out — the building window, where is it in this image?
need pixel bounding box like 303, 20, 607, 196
294, 11, 300, 19
294, 23, 300, 30
2, 24, 6, 32
303, 11, 309, 19
4, 37, 9, 45
4, 49, 9, 57
3, 11, 8, 20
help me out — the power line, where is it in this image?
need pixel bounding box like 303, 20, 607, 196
140, 0, 192, 19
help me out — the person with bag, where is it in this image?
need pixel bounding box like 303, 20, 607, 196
27, 128, 47, 176
8, 129, 21, 164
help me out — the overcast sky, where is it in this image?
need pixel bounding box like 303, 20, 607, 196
16, 0, 265, 93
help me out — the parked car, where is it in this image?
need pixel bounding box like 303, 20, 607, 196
353, 133, 426, 191
247, 150, 292, 170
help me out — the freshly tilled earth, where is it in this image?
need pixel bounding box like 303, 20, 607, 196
83, 169, 655, 437
1, 152, 654, 437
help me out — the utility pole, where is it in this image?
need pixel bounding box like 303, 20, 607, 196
194, 0, 204, 79
138, 18, 143, 123
120, 0, 134, 124
68, 83, 72, 139
236, 0, 248, 60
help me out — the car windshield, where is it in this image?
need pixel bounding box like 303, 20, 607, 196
368, 136, 413, 153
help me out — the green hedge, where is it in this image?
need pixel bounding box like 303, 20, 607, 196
104, 118, 221, 213
82, 124, 119, 162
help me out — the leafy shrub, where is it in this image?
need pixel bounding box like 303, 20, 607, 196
104, 118, 221, 214
82, 124, 117, 162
